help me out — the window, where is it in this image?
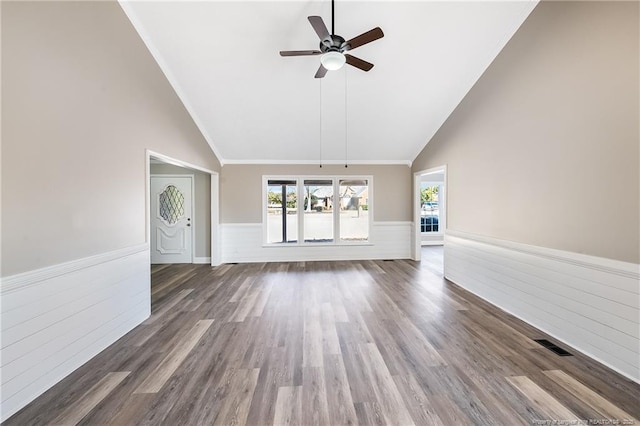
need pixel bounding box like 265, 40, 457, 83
159, 185, 185, 225
420, 183, 440, 233
339, 179, 369, 242
264, 176, 371, 245
303, 180, 333, 242
266, 180, 298, 243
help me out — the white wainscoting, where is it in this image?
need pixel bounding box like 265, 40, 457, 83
445, 230, 640, 383
221, 222, 412, 263
0, 244, 151, 422
421, 233, 444, 246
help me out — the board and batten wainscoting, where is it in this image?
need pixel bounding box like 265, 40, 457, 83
220, 222, 412, 263
444, 230, 640, 383
0, 244, 151, 422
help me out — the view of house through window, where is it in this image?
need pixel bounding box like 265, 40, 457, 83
339, 179, 369, 241
420, 183, 440, 233
265, 177, 370, 244
304, 180, 334, 242
266, 180, 298, 243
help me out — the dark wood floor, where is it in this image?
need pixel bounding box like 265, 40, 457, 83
6, 247, 640, 425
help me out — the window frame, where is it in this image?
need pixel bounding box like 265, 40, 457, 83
262, 175, 373, 247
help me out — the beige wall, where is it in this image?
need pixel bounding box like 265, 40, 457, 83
2, 1, 221, 276
220, 164, 412, 223
412, 1, 639, 263
150, 164, 211, 258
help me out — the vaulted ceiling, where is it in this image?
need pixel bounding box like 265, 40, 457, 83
120, 1, 537, 166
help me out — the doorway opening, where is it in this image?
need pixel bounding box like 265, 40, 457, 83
146, 151, 220, 309
413, 165, 446, 262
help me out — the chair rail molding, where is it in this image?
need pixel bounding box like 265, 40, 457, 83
1, 243, 151, 422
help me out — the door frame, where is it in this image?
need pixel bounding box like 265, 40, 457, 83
150, 174, 195, 263
412, 164, 447, 261
146, 149, 221, 266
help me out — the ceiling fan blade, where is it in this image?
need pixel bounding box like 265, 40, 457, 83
308, 16, 330, 40
345, 27, 384, 51
280, 50, 322, 57
314, 64, 328, 79
345, 54, 374, 72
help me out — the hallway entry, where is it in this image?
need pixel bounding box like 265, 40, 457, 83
413, 165, 446, 261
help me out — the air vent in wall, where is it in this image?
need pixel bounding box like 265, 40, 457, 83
534, 339, 573, 356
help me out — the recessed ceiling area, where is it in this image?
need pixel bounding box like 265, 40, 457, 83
120, 1, 538, 166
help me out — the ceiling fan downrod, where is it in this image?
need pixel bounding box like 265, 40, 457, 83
331, 0, 335, 36
278, 0, 384, 78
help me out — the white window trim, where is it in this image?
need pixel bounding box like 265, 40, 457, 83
262, 175, 373, 247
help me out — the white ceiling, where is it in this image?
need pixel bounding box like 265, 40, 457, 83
120, 1, 537, 166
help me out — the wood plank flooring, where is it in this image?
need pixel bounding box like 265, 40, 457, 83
5, 247, 639, 425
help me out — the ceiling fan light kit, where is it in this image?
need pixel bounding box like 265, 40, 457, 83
320, 51, 345, 70
279, 0, 384, 78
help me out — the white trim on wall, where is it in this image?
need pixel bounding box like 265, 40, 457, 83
0, 244, 150, 422
0, 243, 148, 292
421, 236, 444, 246
221, 221, 412, 263
210, 173, 221, 266
444, 230, 640, 383
223, 159, 412, 166
147, 150, 218, 176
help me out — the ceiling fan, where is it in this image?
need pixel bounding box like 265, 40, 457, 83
279, 0, 384, 78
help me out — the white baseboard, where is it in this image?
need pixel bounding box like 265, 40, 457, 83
193, 257, 212, 264
445, 230, 639, 384
220, 222, 412, 263
0, 244, 151, 422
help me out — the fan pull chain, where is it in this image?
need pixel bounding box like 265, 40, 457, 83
319, 78, 323, 168
344, 67, 348, 168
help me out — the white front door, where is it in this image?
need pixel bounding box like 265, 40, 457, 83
151, 176, 193, 264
